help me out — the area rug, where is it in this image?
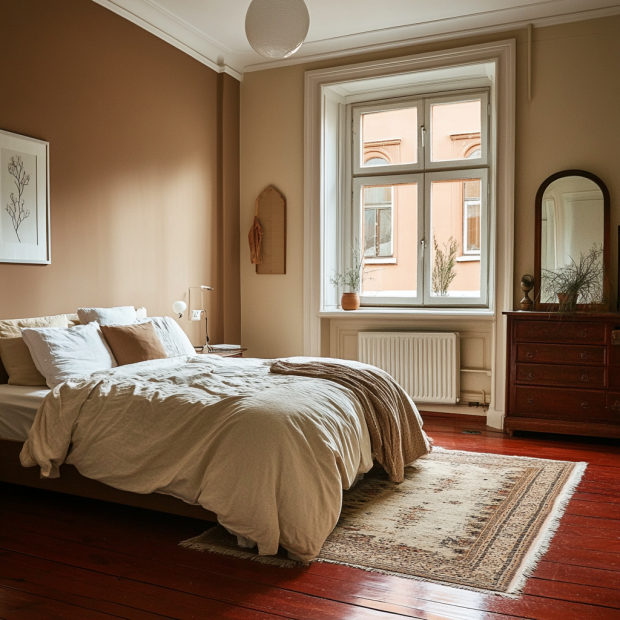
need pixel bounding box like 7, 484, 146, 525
181, 448, 586, 596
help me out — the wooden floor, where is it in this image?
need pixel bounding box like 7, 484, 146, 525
1, 413, 619, 620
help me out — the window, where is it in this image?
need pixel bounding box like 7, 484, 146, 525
349, 90, 490, 307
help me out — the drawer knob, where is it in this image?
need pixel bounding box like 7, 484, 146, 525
612, 401, 620, 412
581, 402, 589, 409
526, 352, 534, 359
528, 398, 534, 405
578, 330, 587, 338
580, 374, 589, 382
580, 352, 589, 359
527, 373, 535, 379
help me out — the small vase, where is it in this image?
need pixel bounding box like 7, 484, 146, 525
341, 293, 360, 311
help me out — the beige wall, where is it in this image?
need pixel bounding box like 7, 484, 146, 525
241, 16, 620, 360
0, 0, 240, 346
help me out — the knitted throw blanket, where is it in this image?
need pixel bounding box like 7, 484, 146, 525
270, 361, 432, 482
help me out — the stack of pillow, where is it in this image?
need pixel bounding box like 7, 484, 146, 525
0, 307, 196, 390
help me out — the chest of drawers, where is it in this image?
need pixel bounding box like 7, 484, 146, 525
504, 312, 620, 438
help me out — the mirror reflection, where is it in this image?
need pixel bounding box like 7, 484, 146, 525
540, 175, 605, 304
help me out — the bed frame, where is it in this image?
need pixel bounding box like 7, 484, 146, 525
0, 439, 218, 522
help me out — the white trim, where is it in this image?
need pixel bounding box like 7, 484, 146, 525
424, 168, 489, 307
318, 308, 495, 319
93, 1, 620, 80
92, 0, 243, 80
245, 5, 620, 73
304, 40, 515, 430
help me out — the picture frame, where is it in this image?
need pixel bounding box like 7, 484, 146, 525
0, 129, 50, 264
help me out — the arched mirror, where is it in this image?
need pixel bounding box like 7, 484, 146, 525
535, 170, 610, 311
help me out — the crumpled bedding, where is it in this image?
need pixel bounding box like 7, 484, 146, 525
20, 355, 427, 561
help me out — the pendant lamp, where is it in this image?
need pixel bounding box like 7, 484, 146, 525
245, 0, 310, 59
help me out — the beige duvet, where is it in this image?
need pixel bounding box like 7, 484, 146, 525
21, 355, 383, 561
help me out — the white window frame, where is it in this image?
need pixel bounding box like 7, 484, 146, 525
424, 168, 489, 307
304, 40, 516, 429
353, 174, 424, 306
353, 99, 424, 175
424, 91, 490, 170
349, 90, 490, 308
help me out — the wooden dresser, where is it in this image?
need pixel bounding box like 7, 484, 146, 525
504, 311, 620, 438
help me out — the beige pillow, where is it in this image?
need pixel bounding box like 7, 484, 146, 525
0, 314, 69, 385
0, 314, 69, 338
100, 322, 167, 366
0, 337, 47, 386
64, 313, 81, 328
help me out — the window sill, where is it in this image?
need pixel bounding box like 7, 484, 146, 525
456, 255, 481, 262
319, 308, 495, 319
365, 257, 397, 264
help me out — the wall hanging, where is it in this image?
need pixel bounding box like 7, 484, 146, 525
0, 129, 50, 264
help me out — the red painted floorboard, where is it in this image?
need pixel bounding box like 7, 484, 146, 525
1, 414, 619, 619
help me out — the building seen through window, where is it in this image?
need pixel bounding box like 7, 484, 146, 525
355, 96, 486, 303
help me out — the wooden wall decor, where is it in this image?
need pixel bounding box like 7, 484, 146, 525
255, 186, 286, 275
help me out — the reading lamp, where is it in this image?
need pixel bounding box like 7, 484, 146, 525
173, 287, 213, 349
196, 286, 213, 351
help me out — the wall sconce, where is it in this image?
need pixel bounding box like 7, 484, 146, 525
172, 300, 187, 318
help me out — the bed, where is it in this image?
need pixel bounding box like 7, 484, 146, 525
0, 384, 219, 522
0, 310, 430, 562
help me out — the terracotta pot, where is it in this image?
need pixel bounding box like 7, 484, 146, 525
341, 293, 360, 311
557, 292, 577, 309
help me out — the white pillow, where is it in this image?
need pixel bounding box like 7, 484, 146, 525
21, 323, 117, 389
147, 317, 196, 358
77, 306, 137, 326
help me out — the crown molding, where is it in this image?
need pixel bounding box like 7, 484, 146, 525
92, 0, 243, 80
243, 4, 620, 73
93, 1, 620, 81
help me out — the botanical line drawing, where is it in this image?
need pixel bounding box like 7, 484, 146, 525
5, 155, 31, 242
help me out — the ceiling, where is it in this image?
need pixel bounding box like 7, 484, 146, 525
93, 0, 620, 79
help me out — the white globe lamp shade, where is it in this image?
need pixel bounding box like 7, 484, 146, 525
172, 301, 187, 317
245, 0, 310, 59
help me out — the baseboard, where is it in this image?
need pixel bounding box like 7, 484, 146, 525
417, 402, 489, 416
486, 408, 505, 430
419, 410, 487, 422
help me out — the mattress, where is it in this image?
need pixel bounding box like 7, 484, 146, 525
0, 384, 49, 442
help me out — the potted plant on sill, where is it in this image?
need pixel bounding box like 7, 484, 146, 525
541, 245, 605, 312
329, 247, 366, 311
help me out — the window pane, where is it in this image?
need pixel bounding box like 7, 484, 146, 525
465, 202, 481, 252
364, 209, 376, 257
430, 100, 481, 163
361, 107, 417, 167
378, 209, 392, 256
361, 183, 418, 298
430, 178, 482, 298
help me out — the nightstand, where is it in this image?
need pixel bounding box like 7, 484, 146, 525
195, 347, 247, 358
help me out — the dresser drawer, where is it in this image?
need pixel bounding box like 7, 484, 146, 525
611, 333, 620, 366
516, 343, 605, 366
516, 363, 606, 388
512, 386, 606, 420
515, 321, 605, 344
608, 392, 620, 421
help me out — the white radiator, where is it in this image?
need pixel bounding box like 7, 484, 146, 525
358, 332, 460, 404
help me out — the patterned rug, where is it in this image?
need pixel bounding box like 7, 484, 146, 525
181, 448, 586, 596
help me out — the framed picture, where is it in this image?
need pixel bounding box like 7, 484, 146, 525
0, 129, 50, 264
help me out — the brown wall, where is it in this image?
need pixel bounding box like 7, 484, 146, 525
0, 0, 240, 346
240, 16, 620, 358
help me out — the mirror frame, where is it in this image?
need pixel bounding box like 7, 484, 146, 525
534, 169, 610, 311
